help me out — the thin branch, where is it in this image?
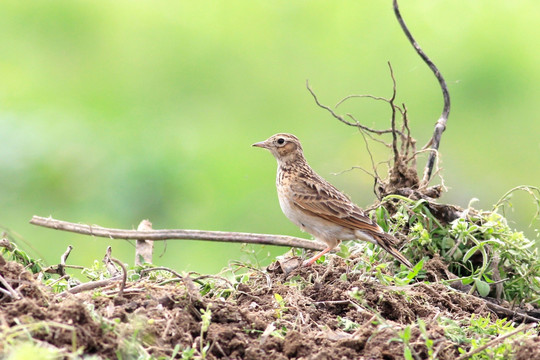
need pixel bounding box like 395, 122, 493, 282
141, 266, 184, 280
307, 80, 400, 136
331, 166, 376, 180
47, 274, 70, 288
57, 277, 121, 297
58, 245, 72, 276
306, 80, 360, 127
344, 113, 398, 145
43, 246, 75, 276
0, 273, 21, 300
110, 257, 127, 298
484, 301, 540, 323
104, 246, 127, 297
393, 0, 450, 184
309, 81, 405, 138
29, 216, 325, 251
387, 62, 400, 164
0, 287, 13, 298
336, 94, 388, 106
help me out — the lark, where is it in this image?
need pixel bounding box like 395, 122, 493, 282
253, 133, 413, 268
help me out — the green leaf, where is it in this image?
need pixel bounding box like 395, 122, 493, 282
375, 206, 389, 231
463, 245, 480, 262
402, 326, 411, 342
483, 238, 505, 246
404, 347, 413, 360
442, 237, 455, 249
452, 248, 463, 261
474, 279, 491, 297
406, 258, 425, 280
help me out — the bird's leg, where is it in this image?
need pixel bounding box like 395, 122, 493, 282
303, 247, 332, 266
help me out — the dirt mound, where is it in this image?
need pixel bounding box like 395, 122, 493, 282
1, 257, 538, 359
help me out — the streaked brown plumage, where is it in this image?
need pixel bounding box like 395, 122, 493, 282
253, 133, 412, 268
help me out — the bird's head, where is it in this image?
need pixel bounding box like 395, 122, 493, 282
252, 133, 305, 165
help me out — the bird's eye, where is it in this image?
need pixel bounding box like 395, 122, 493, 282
277, 138, 285, 145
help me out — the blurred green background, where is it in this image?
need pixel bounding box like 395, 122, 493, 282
1, 1, 538, 275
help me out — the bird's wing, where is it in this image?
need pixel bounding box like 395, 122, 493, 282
290, 173, 383, 234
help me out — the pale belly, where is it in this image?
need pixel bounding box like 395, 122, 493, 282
278, 192, 357, 242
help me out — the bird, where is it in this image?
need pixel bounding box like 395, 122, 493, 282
252, 133, 413, 268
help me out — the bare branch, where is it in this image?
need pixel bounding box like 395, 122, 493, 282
110, 259, 127, 297
58, 277, 121, 297
29, 216, 325, 251
336, 94, 389, 106
393, 0, 450, 184
387, 62, 399, 164
141, 266, 184, 280
306, 80, 358, 127
0, 273, 21, 300
43, 245, 76, 276
307, 81, 399, 136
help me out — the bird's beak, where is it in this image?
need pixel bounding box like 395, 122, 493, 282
252, 140, 269, 149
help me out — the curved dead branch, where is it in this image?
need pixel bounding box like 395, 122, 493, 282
393, 0, 450, 185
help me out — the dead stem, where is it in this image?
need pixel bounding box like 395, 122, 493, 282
29, 216, 325, 251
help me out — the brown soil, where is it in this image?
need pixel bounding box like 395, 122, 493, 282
1, 257, 538, 359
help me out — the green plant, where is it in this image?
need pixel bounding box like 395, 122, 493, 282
273, 293, 288, 319
381, 189, 540, 305
394, 325, 414, 360
337, 316, 360, 332
439, 314, 537, 359
0, 241, 46, 276
5, 342, 60, 360
199, 306, 212, 359
416, 318, 434, 359
180, 346, 195, 360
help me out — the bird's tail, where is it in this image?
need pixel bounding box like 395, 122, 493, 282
375, 233, 413, 269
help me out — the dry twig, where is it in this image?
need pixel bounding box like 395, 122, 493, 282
104, 246, 127, 298
484, 301, 540, 323
393, 0, 450, 185
141, 266, 184, 280
57, 277, 121, 297
0, 273, 21, 300
29, 216, 325, 251
43, 245, 82, 276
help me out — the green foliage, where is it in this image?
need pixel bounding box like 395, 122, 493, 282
2, 321, 80, 359
383, 189, 540, 305
0, 240, 46, 277
180, 347, 195, 360
199, 307, 212, 359
337, 316, 360, 332
273, 293, 288, 319
441, 315, 536, 359
5, 342, 60, 360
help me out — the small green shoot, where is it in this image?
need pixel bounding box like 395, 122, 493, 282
199, 306, 212, 359
273, 293, 288, 319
